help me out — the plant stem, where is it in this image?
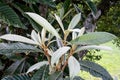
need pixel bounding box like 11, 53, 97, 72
41, 44, 51, 65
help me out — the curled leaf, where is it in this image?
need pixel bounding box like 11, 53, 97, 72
51, 46, 70, 66
27, 61, 48, 73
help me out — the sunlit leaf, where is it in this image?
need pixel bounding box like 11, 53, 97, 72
51, 47, 70, 66
27, 61, 48, 73
78, 27, 85, 37
68, 13, 81, 29
0, 34, 38, 45
41, 28, 46, 43
26, 12, 61, 39
72, 32, 77, 40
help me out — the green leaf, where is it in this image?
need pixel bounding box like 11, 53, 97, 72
31, 65, 49, 80
84, 0, 97, 15
26, 12, 61, 39
0, 34, 38, 45
47, 71, 63, 80
0, 3, 26, 29
51, 46, 70, 66
68, 56, 80, 79
11, 3, 42, 32
68, 13, 81, 29
1, 74, 31, 80
80, 60, 113, 80
70, 32, 117, 45
27, 61, 48, 73
0, 43, 42, 55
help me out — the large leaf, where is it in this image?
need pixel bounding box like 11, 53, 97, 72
0, 34, 38, 45
70, 32, 117, 45
10, 3, 42, 32
68, 13, 81, 29
51, 46, 70, 66
68, 56, 80, 79
27, 61, 48, 73
80, 60, 113, 80
31, 65, 49, 80
0, 3, 26, 29
1, 74, 31, 80
84, 0, 97, 15
0, 43, 41, 54
26, 12, 61, 39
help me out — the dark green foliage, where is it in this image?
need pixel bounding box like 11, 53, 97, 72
1, 74, 31, 80
0, 3, 26, 29
84, 0, 97, 15
80, 60, 113, 80
0, 43, 42, 55
63, 0, 71, 13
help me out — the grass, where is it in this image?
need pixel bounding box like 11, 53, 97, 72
79, 41, 120, 80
